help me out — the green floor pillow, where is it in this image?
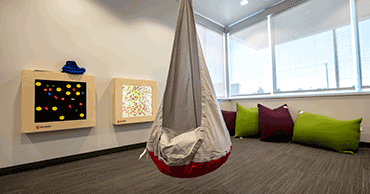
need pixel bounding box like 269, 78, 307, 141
292, 111, 362, 155
234, 103, 259, 138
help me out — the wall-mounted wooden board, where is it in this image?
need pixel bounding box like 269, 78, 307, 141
112, 77, 157, 125
21, 69, 95, 133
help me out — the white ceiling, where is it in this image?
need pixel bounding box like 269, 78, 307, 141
193, 0, 283, 26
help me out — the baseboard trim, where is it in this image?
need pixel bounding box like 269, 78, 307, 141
0, 142, 146, 177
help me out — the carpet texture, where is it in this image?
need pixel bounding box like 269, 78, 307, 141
1, 138, 369, 194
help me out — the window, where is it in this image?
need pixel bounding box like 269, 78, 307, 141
196, 24, 226, 98
357, 0, 370, 87
273, 0, 353, 93
229, 20, 271, 96
198, 0, 368, 99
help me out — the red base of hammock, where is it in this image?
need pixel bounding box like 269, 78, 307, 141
148, 146, 232, 178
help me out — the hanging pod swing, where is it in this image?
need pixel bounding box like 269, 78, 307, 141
143, 0, 232, 178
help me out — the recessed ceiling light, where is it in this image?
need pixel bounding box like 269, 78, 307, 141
240, 0, 249, 6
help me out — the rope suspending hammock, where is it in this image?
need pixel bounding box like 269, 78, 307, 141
140, 0, 232, 178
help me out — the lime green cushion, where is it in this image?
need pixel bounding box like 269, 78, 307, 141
292, 111, 362, 155
234, 103, 259, 138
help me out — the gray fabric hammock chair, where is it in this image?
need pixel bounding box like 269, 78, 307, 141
141, 0, 232, 178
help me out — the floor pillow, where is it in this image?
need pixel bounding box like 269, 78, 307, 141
292, 111, 362, 154
234, 103, 259, 138
221, 110, 236, 136
258, 104, 294, 142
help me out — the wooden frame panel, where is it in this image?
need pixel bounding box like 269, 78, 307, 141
21, 69, 95, 133
112, 77, 157, 125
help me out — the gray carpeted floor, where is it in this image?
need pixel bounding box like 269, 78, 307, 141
1, 137, 369, 194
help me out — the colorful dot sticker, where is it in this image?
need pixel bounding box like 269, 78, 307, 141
122, 85, 152, 117
34, 79, 86, 123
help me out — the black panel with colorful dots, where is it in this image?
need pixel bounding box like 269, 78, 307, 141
34, 79, 87, 123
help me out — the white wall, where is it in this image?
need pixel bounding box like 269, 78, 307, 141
0, 0, 184, 169
229, 94, 370, 142
0, 0, 230, 169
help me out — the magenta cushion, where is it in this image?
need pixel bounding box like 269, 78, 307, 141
221, 110, 236, 136
258, 104, 294, 142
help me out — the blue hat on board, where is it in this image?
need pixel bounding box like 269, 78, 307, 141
61, 61, 86, 74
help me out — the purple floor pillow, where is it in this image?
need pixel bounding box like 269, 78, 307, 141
258, 104, 294, 142
221, 110, 236, 136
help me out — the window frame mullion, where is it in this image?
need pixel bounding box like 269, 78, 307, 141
349, 0, 362, 92
268, 14, 277, 95
225, 31, 231, 99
